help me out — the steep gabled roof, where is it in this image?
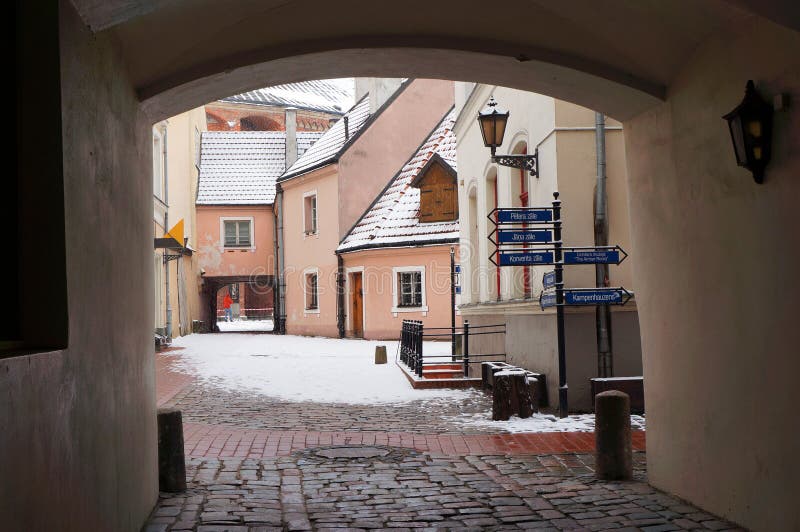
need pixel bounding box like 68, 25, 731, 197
278, 95, 371, 181
220, 79, 354, 115
196, 131, 322, 205
337, 109, 458, 253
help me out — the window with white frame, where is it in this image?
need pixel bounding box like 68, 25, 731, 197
397, 271, 423, 307
305, 271, 319, 310
390, 266, 428, 312
223, 219, 252, 248
304, 193, 318, 235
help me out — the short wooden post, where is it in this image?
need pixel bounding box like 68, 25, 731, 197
157, 408, 186, 492
527, 376, 540, 414
492, 370, 514, 421
514, 372, 535, 418
595, 390, 632, 480
374, 345, 387, 364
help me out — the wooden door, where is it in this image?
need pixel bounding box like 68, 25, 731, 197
351, 273, 363, 338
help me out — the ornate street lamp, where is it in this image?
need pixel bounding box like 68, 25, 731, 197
478, 96, 538, 177
722, 80, 773, 184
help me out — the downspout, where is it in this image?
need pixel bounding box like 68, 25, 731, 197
162, 126, 173, 339
275, 183, 286, 334
337, 254, 345, 338
594, 112, 613, 377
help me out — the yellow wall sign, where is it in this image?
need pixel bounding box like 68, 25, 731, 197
164, 219, 184, 246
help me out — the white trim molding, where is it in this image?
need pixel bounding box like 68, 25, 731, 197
345, 266, 366, 332
219, 216, 255, 251
303, 266, 321, 315
391, 265, 428, 315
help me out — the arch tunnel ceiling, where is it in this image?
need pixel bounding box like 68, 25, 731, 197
72, 0, 800, 122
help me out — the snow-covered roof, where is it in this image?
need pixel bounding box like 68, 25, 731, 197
197, 131, 323, 205
221, 79, 354, 115
279, 95, 372, 181
338, 110, 459, 253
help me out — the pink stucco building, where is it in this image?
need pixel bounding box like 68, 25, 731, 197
195, 129, 323, 329
337, 111, 461, 339
276, 79, 454, 337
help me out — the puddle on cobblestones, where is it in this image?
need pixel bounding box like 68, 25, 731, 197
314, 446, 390, 459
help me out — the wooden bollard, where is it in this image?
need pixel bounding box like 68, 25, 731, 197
492, 371, 513, 420
374, 345, 387, 364
594, 390, 632, 480
157, 408, 187, 492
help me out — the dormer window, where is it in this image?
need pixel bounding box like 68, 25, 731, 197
411, 154, 458, 223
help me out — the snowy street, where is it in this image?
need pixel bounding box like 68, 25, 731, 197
161, 333, 645, 433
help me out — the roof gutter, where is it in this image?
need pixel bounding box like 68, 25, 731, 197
336, 237, 459, 255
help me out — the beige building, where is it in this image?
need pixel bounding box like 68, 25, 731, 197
152, 108, 206, 339
454, 83, 641, 411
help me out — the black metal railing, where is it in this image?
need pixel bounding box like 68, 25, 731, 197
399, 319, 506, 378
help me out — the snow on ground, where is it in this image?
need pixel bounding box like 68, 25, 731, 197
452, 411, 646, 433
169, 333, 479, 405
217, 320, 274, 332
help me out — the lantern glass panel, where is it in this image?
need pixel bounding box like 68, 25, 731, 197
727, 115, 747, 166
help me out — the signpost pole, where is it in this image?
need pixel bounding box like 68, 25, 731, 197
450, 246, 456, 361
553, 192, 569, 418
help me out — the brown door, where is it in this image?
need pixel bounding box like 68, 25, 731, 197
351, 273, 363, 338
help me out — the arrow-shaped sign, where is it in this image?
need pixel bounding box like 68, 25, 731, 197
496, 228, 553, 244
495, 250, 555, 266
490, 207, 554, 224
562, 246, 628, 265
539, 287, 633, 310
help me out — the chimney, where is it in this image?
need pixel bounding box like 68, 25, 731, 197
285, 107, 298, 168
343, 116, 350, 140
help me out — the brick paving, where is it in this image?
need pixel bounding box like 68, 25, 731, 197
148, 343, 740, 531
145, 449, 742, 531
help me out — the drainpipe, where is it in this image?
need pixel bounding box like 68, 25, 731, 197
275, 183, 286, 334
594, 112, 613, 377
336, 254, 345, 338
162, 125, 173, 339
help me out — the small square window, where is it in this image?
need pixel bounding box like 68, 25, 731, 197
223, 220, 252, 247
397, 271, 423, 307
305, 273, 319, 310
304, 194, 318, 235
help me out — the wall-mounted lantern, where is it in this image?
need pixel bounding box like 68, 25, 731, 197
478, 96, 538, 177
722, 80, 773, 184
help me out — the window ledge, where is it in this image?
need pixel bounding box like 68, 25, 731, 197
304, 308, 320, 315
391, 305, 429, 313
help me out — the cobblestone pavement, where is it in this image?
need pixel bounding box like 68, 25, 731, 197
166, 382, 499, 434
145, 448, 741, 531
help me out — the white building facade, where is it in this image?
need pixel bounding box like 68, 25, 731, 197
454, 83, 643, 411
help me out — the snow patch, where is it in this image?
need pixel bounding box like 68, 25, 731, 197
217, 320, 274, 332
452, 412, 646, 433
169, 333, 479, 405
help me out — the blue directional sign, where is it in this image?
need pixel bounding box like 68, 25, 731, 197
563, 288, 632, 306
542, 270, 556, 289
497, 250, 554, 266
563, 246, 627, 265
495, 208, 553, 224
497, 229, 553, 244
540, 291, 556, 310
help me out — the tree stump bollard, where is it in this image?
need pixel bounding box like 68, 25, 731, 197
508, 371, 534, 418
595, 390, 632, 480
158, 408, 187, 492
492, 371, 514, 420
374, 345, 387, 364
527, 377, 540, 414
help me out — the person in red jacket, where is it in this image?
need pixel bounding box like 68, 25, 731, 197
222, 292, 233, 322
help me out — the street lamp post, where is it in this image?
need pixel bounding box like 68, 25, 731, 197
477, 96, 539, 177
